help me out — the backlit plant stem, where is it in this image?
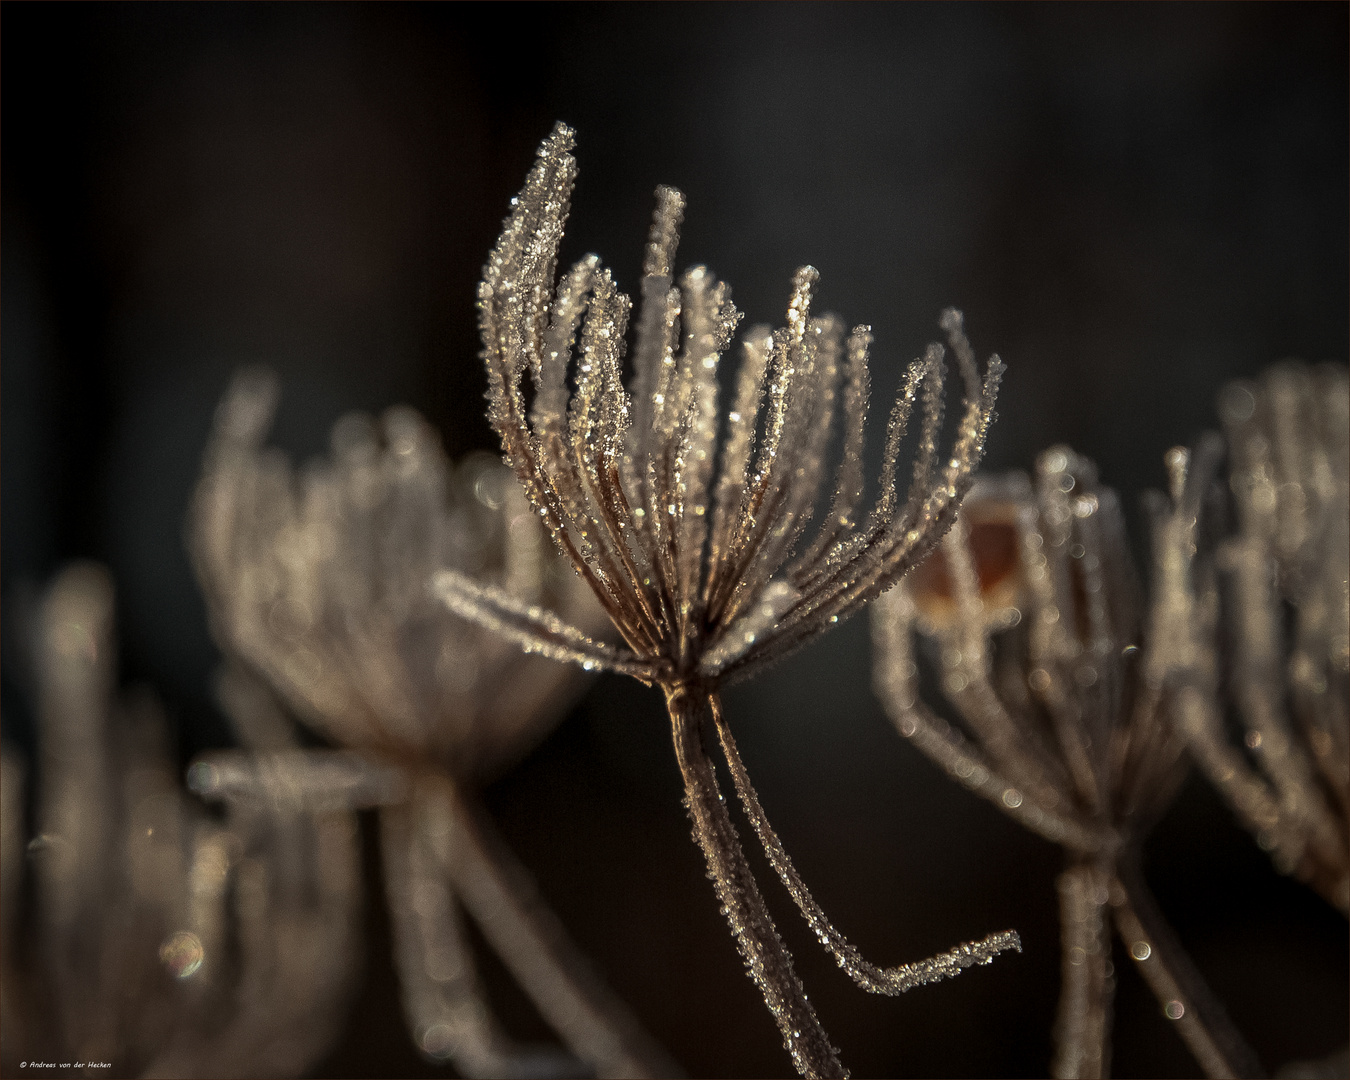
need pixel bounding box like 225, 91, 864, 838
1112, 851, 1263, 1079
436, 776, 680, 1080
1052, 858, 1114, 1079
667, 684, 847, 1079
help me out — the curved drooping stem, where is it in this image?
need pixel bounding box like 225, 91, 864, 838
1112, 852, 1264, 1079
710, 695, 1022, 993
666, 684, 847, 1079
1052, 859, 1114, 1079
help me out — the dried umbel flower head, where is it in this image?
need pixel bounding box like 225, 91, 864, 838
453, 123, 1004, 690
2, 563, 360, 1078
439, 123, 1014, 1078
190, 373, 674, 1079
872, 448, 1261, 1079
192, 368, 603, 779
1161, 362, 1348, 913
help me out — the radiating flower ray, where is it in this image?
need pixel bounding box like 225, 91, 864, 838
449, 122, 1013, 1078
872, 449, 1263, 1079
1158, 362, 1348, 913
1, 563, 360, 1079
190, 372, 678, 1079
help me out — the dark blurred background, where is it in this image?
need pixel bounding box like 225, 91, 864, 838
3, 3, 1346, 1077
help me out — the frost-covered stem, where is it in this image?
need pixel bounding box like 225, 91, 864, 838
711, 694, 1021, 992
666, 684, 846, 1079
1111, 852, 1263, 1079
1052, 858, 1114, 1079
429, 775, 680, 1080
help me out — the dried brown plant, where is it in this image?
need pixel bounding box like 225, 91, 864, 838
436, 122, 1015, 1078
871, 447, 1263, 1079
1157, 362, 1348, 912
2, 563, 361, 1078
189, 371, 675, 1078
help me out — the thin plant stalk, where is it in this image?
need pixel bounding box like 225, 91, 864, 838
668, 685, 845, 1079
712, 698, 1021, 995
1111, 853, 1263, 1080
437, 776, 680, 1080
1052, 859, 1113, 1080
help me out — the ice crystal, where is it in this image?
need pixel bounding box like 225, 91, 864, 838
2, 564, 361, 1077
440, 123, 1013, 1078
190, 372, 676, 1079
872, 449, 1262, 1079
1158, 362, 1348, 912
